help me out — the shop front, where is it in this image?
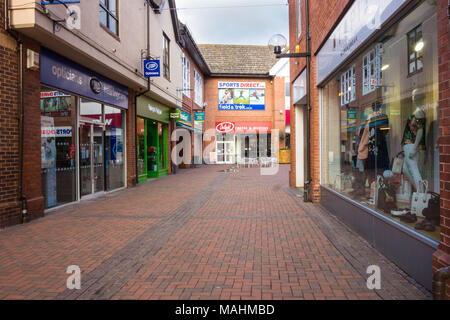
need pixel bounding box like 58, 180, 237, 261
40, 48, 128, 209
137, 96, 170, 182
215, 121, 272, 165
317, 0, 439, 289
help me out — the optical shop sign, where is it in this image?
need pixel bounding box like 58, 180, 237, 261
40, 47, 128, 109
218, 82, 266, 111
316, 0, 406, 85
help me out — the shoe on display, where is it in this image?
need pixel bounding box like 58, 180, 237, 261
400, 213, 417, 223
391, 209, 410, 217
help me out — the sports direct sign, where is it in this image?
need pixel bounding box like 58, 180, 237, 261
216, 121, 272, 134
218, 82, 266, 111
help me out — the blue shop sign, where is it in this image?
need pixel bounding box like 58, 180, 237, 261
194, 112, 205, 122
143, 60, 160, 77
40, 47, 128, 109
177, 109, 192, 127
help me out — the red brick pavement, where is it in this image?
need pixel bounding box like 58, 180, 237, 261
0, 165, 428, 300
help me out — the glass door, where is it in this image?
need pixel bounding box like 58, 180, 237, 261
79, 123, 105, 197
93, 125, 105, 193
216, 141, 235, 164
80, 124, 92, 197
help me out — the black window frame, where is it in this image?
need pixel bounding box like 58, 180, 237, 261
100, 0, 119, 36
163, 33, 170, 80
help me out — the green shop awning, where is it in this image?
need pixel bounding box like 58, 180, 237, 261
137, 96, 170, 123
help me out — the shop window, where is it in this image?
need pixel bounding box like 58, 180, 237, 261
321, 1, 439, 241
340, 66, 356, 106
163, 33, 170, 80
194, 70, 203, 106
137, 117, 146, 178
40, 87, 77, 209
182, 54, 190, 98
407, 25, 424, 75
362, 44, 382, 95
100, 0, 118, 35
105, 106, 125, 191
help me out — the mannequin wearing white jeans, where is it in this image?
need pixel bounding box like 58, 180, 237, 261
403, 142, 423, 191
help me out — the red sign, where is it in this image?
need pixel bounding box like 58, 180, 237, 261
216, 121, 272, 134
285, 110, 291, 125
216, 122, 235, 133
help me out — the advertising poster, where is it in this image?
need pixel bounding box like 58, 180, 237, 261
41, 116, 57, 207
218, 82, 266, 111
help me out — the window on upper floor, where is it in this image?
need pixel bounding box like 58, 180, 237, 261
362, 44, 382, 96
100, 0, 118, 36
340, 66, 356, 106
182, 55, 190, 98
163, 34, 170, 80
194, 70, 203, 106
407, 24, 424, 76
296, 0, 302, 38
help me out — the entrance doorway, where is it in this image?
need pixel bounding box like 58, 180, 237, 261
216, 140, 235, 164
79, 123, 105, 197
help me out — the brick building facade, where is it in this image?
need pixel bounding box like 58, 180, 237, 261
199, 45, 285, 164
289, 0, 450, 297
0, 2, 21, 227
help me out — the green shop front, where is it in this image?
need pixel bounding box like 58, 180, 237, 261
137, 96, 170, 182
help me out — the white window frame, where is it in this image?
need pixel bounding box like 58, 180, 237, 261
362, 44, 382, 95
182, 54, 190, 98
340, 66, 356, 106
296, 0, 302, 38
194, 70, 203, 106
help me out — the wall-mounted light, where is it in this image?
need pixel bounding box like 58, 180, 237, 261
381, 64, 390, 71
415, 40, 425, 52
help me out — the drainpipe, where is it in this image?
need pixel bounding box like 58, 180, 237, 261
134, 1, 152, 184
433, 266, 450, 300
303, 0, 312, 202
5, 0, 27, 221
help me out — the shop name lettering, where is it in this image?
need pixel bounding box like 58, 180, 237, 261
218, 82, 265, 88
41, 128, 72, 136
52, 65, 83, 85
51, 65, 126, 102
175, 304, 274, 317
148, 105, 162, 115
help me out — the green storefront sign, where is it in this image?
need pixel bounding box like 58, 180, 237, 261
137, 96, 170, 182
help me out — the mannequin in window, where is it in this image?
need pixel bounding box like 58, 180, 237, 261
402, 89, 426, 191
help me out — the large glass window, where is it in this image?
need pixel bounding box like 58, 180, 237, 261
296, 0, 302, 38
40, 87, 77, 209
137, 117, 146, 178
321, 1, 439, 240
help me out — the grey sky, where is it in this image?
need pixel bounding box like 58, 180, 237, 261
174, 0, 289, 46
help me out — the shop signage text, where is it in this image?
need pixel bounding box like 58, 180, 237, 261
41, 47, 128, 109
143, 60, 160, 77
148, 105, 163, 115
316, 0, 406, 85
194, 112, 205, 122
216, 121, 272, 134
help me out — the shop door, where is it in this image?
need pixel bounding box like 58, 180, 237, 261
216, 141, 235, 164
80, 123, 105, 197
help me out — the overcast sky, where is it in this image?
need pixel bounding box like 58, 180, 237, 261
174, 0, 289, 46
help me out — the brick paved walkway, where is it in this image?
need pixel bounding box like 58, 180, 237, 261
0, 165, 429, 300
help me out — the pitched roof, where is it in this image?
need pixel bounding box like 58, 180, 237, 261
198, 44, 278, 76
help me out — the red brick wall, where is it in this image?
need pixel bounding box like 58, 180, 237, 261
0, 3, 21, 227
127, 89, 137, 187
22, 37, 45, 222
433, 0, 450, 300
288, 0, 351, 200
204, 76, 285, 153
